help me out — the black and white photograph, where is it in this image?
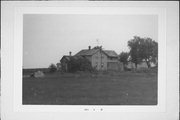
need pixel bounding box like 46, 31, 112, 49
1, 1, 179, 120
23, 14, 158, 105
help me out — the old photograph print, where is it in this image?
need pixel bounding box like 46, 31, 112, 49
23, 14, 158, 105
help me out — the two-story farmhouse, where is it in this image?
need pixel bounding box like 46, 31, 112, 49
75, 46, 121, 71
60, 46, 123, 71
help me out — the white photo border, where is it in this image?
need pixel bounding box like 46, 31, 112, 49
13, 6, 166, 113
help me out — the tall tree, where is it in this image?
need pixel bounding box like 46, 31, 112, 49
151, 40, 158, 66
128, 36, 142, 68
139, 37, 158, 68
128, 36, 158, 68
119, 52, 129, 69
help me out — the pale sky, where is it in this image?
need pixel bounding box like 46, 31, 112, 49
23, 14, 158, 68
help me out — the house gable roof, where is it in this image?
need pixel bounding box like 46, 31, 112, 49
60, 55, 71, 62
60, 55, 84, 62
75, 49, 100, 56
104, 50, 118, 57
75, 48, 118, 58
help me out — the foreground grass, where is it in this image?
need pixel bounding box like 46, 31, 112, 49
23, 72, 157, 105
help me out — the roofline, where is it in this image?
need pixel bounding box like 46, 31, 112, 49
75, 49, 118, 58
75, 49, 100, 56
60, 55, 71, 62
102, 50, 118, 58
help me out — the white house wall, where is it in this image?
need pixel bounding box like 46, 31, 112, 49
91, 50, 108, 70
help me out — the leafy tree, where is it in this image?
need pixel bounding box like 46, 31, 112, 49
48, 63, 57, 73
128, 36, 158, 68
67, 57, 93, 72
151, 41, 158, 66
119, 52, 129, 69
128, 36, 142, 68
78, 57, 93, 71
139, 37, 158, 68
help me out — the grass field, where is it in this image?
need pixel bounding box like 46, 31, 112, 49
23, 71, 157, 105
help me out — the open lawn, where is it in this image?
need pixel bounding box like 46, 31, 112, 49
23, 71, 157, 105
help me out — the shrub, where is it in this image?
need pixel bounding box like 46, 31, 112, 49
67, 57, 94, 73
48, 63, 57, 73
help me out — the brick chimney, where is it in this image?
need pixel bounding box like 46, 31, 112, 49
69, 51, 72, 56
88, 46, 91, 50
